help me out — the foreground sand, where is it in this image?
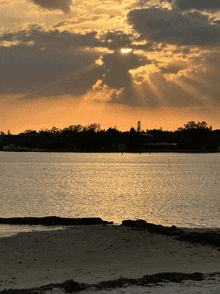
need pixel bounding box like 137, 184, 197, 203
0, 224, 220, 291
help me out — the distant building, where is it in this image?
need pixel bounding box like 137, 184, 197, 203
137, 121, 141, 132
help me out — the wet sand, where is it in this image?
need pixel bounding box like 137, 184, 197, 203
0, 224, 220, 291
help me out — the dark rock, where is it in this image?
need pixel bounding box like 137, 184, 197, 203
59, 279, 87, 292
141, 272, 204, 284
91, 272, 204, 289
121, 220, 220, 247
96, 277, 137, 289
0, 272, 206, 293
121, 220, 185, 236
0, 217, 113, 226
177, 231, 220, 247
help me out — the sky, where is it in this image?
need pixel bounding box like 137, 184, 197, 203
0, 0, 220, 133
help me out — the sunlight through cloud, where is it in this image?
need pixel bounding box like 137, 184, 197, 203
121, 48, 132, 54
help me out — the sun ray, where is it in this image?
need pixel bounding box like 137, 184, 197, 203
184, 72, 212, 88
129, 71, 166, 108
170, 78, 209, 103
145, 76, 165, 106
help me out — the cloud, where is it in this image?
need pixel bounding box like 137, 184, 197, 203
127, 7, 220, 46
175, 0, 220, 11
0, 27, 151, 102
109, 71, 204, 109
30, 0, 72, 13
0, 0, 20, 6
99, 31, 133, 51
0, 1, 9, 5
101, 49, 151, 89
1, 20, 219, 111
159, 64, 185, 74
0, 28, 103, 98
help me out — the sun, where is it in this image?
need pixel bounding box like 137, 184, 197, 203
121, 48, 132, 54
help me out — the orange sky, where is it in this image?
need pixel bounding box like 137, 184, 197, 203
1, 0, 220, 133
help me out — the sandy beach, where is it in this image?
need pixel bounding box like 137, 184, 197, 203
0, 222, 220, 292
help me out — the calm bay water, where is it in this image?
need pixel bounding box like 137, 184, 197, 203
0, 151, 220, 233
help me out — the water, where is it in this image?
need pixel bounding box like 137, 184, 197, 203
0, 151, 220, 235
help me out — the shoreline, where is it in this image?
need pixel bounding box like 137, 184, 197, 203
2, 272, 220, 294
0, 217, 113, 226
0, 219, 219, 292
1, 218, 220, 247
1, 149, 220, 153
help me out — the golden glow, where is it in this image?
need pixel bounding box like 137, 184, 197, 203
95, 58, 103, 66
146, 76, 165, 106
1, 94, 220, 134
1, 40, 21, 47
1, 0, 220, 134
121, 48, 132, 54
171, 78, 204, 101
129, 64, 159, 82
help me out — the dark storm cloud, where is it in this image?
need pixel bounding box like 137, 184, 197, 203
127, 8, 220, 46
100, 30, 165, 54
1, 28, 97, 62
175, 0, 220, 11
2, 25, 215, 108
98, 50, 156, 107
100, 31, 133, 50
30, 0, 72, 13
0, 28, 151, 101
0, 29, 103, 98
101, 50, 151, 89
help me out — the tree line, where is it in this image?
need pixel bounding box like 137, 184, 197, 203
1, 121, 220, 152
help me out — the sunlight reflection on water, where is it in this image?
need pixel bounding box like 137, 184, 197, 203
0, 152, 220, 229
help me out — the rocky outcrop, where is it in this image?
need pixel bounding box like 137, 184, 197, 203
0, 272, 205, 293
0, 217, 113, 226
121, 219, 185, 236
121, 219, 220, 247
94, 272, 204, 290
177, 231, 220, 247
